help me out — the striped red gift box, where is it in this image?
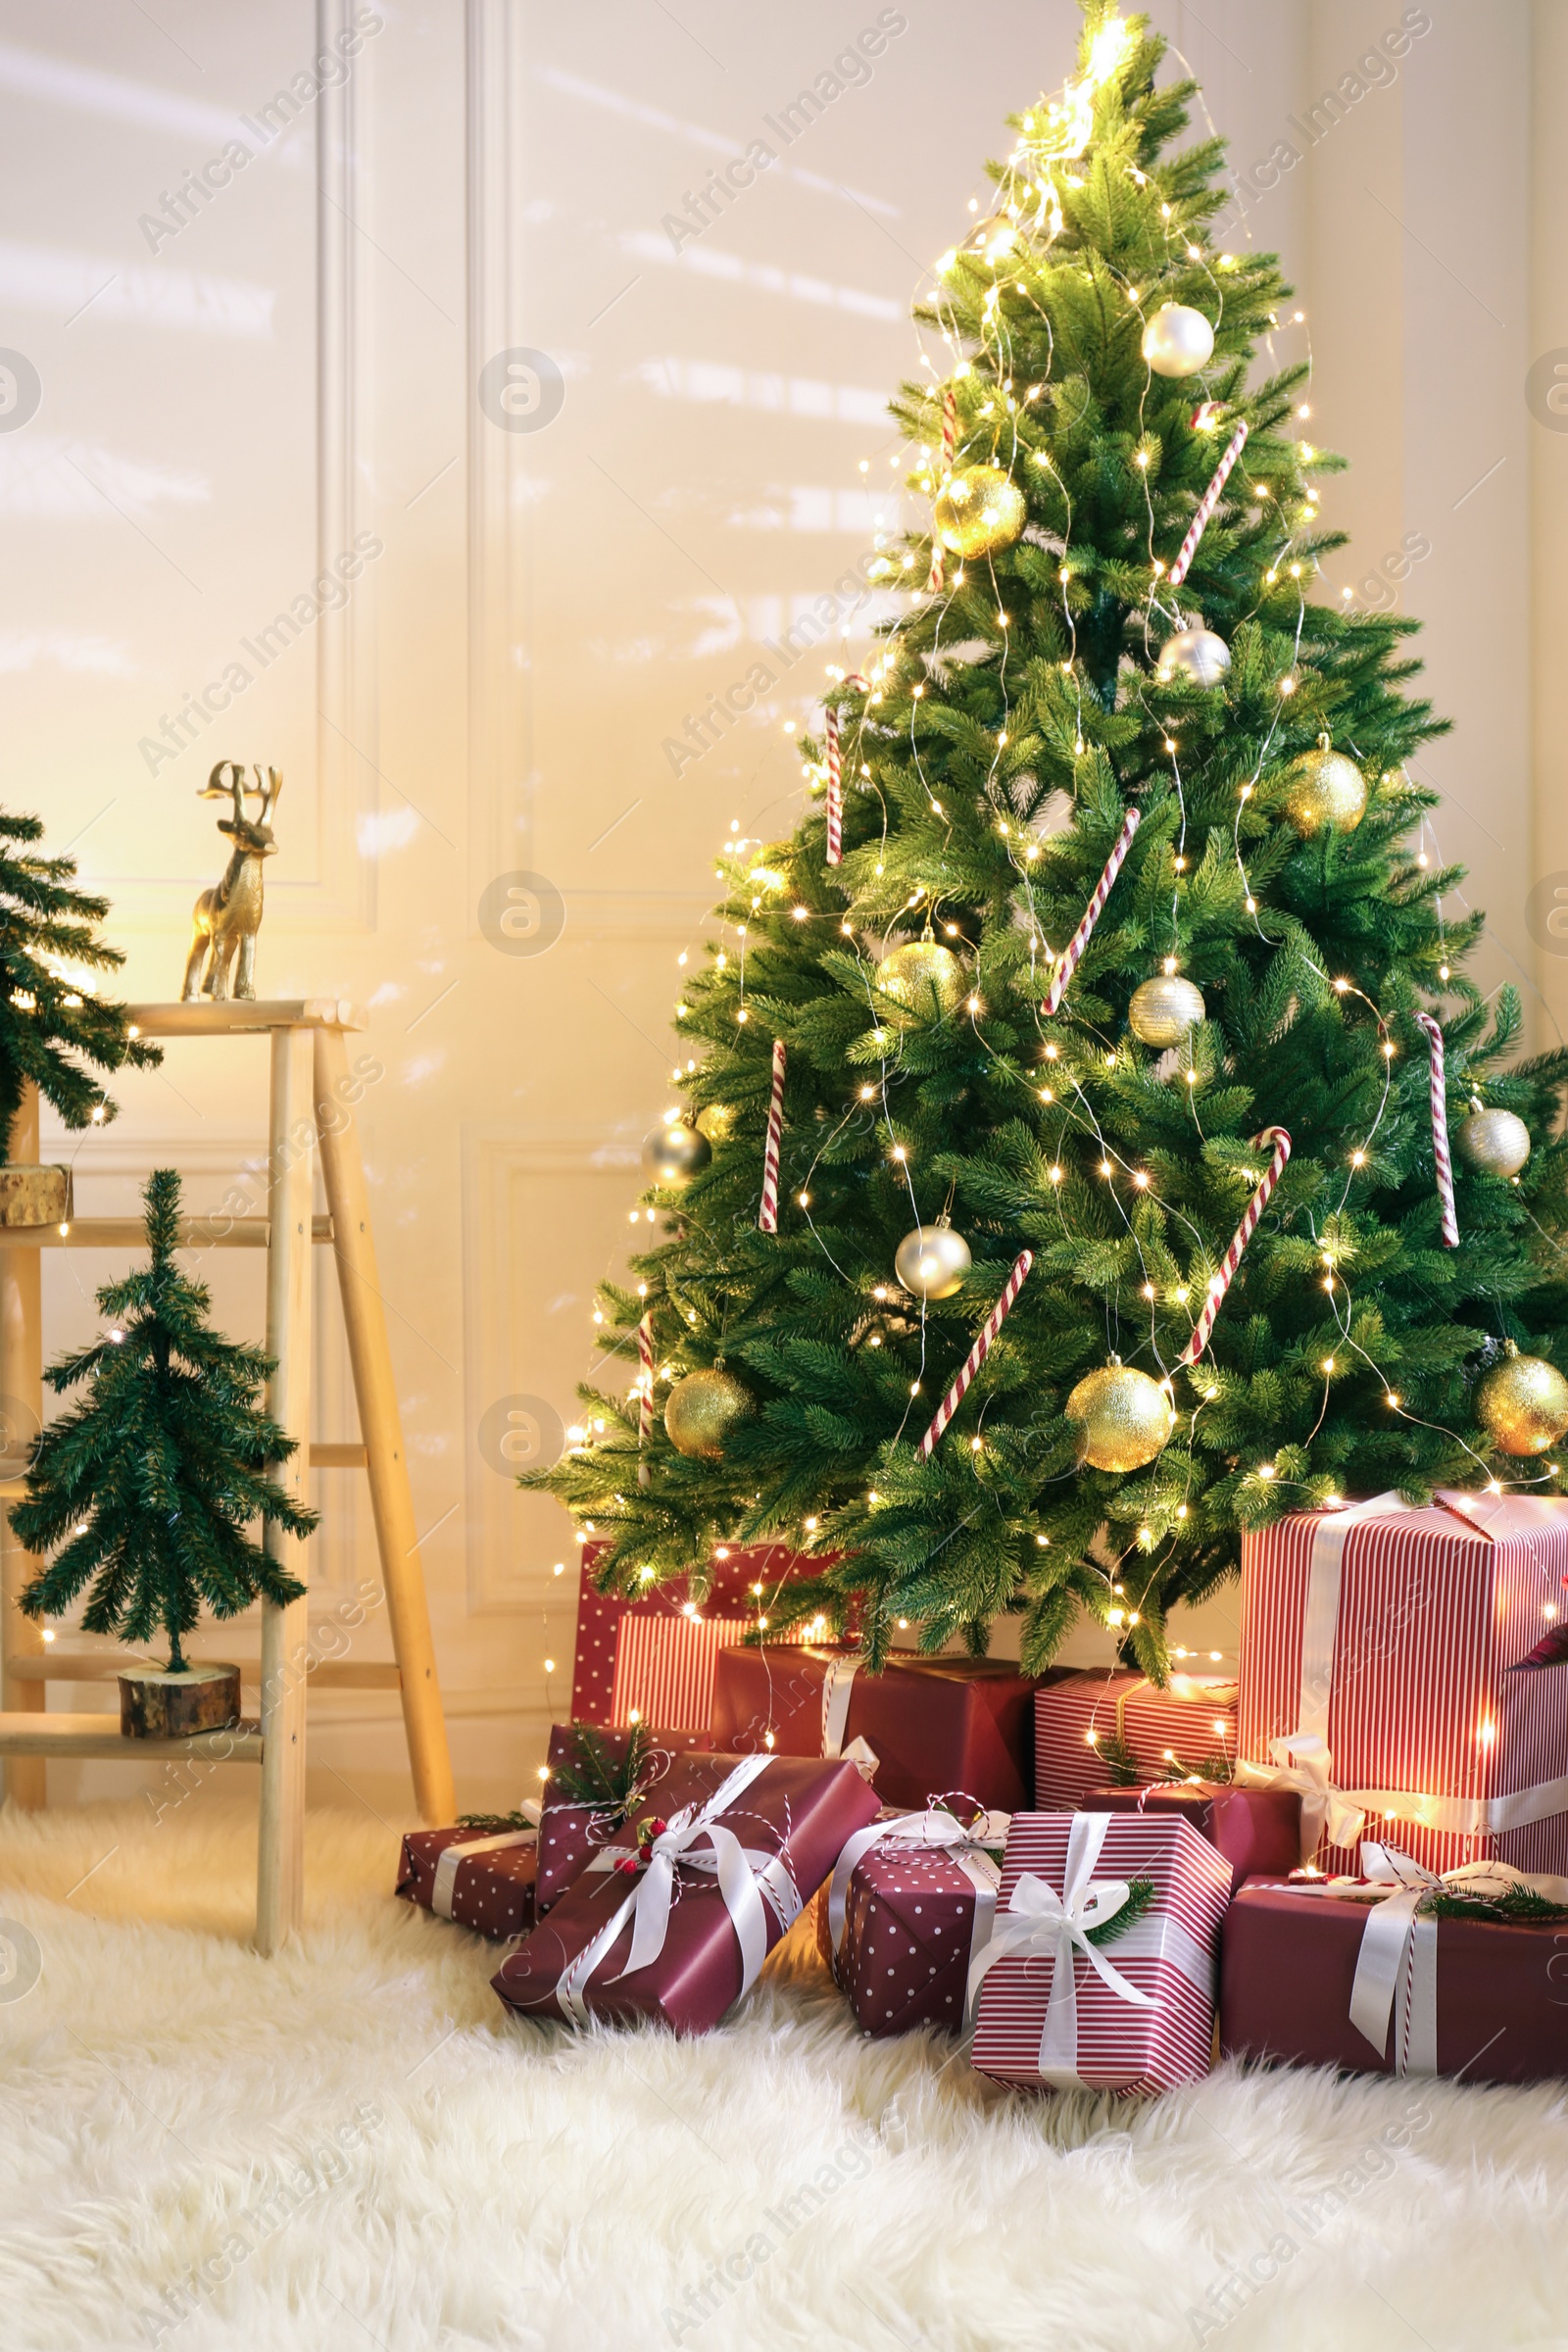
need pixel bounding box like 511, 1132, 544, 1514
1034, 1670, 1240, 1808
970, 1811, 1232, 2095
1239, 1491, 1568, 1878
571, 1544, 822, 1731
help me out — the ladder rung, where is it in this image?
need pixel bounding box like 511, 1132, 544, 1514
0, 1710, 264, 1760
6, 1650, 401, 1691
0, 1215, 336, 1250
0, 1437, 366, 1498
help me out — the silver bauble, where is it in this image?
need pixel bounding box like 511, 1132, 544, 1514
894, 1221, 972, 1300
1142, 303, 1215, 378
1128, 973, 1206, 1048
1156, 625, 1231, 688
1457, 1106, 1531, 1181
641, 1120, 711, 1187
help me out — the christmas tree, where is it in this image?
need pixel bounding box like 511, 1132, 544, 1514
13, 1169, 316, 1670
530, 5, 1568, 1677
0, 807, 161, 1145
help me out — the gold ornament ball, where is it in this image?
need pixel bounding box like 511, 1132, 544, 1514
1142, 303, 1215, 378
1476, 1344, 1568, 1457
642, 1120, 711, 1187
1066, 1359, 1176, 1473
894, 1221, 972, 1299
663, 1367, 755, 1461
879, 939, 966, 1019
1457, 1106, 1531, 1181
695, 1102, 737, 1146
1129, 973, 1206, 1049
933, 465, 1027, 560
1284, 735, 1368, 836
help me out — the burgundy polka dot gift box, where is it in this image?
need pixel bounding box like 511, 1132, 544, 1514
820, 1805, 1010, 2037
396, 1815, 540, 1940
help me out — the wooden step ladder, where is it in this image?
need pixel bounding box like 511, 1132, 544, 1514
0, 1001, 456, 1953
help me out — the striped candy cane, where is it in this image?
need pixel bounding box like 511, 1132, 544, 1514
916, 1250, 1033, 1459
823, 672, 867, 867
1415, 1013, 1459, 1248
758, 1039, 787, 1233
1179, 1128, 1292, 1366
927, 388, 957, 593
1044, 808, 1141, 1016
637, 1313, 654, 1487
1167, 420, 1249, 588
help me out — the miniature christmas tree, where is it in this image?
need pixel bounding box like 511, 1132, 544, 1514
0, 806, 161, 1146
13, 1169, 316, 1669
527, 4, 1568, 1676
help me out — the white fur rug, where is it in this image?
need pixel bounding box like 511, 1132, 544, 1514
0, 1800, 1564, 2352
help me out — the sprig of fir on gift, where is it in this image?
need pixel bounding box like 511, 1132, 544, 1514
543, 1720, 660, 1821
1085, 1876, 1156, 1945
1421, 1883, 1568, 1926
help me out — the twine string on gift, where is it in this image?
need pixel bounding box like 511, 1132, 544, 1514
1044, 807, 1140, 1017
1179, 1127, 1291, 1365
1414, 1012, 1460, 1248
759, 1039, 787, 1233
1166, 419, 1249, 587
916, 1250, 1033, 1458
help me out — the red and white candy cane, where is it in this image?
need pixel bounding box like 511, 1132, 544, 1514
916, 1250, 1033, 1459
823, 672, 867, 867
1166, 420, 1249, 589
637, 1312, 654, 1487
758, 1040, 787, 1233
1415, 1013, 1459, 1248
927, 388, 957, 594
1179, 1128, 1292, 1366
1044, 807, 1141, 1017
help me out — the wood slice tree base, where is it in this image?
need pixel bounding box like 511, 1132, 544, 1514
0, 1165, 72, 1227
118, 1662, 241, 1740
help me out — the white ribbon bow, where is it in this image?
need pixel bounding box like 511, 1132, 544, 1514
965, 1813, 1157, 2083
1234, 1733, 1366, 1861
554, 1754, 799, 2024
825, 1807, 1010, 1973
1348, 1839, 1568, 2073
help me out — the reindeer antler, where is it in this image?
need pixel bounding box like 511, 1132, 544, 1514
253, 766, 282, 827
201, 761, 248, 823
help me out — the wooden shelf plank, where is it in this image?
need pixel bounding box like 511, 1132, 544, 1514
125, 1000, 366, 1038
0, 1215, 335, 1250
4, 1652, 399, 1691
0, 1711, 263, 1760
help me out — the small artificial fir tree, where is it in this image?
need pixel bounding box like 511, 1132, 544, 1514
528, 5, 1568, 1677
13, 1170, 316, 1670
0, 807, 161, 1143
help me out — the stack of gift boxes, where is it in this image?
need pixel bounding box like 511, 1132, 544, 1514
397, 1494, 1568, 2090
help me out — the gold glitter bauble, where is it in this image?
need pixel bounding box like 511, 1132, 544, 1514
1065, 1358, 1176, 1473
1284, 735, 1368, 836
695, 1103, 736, 1146
933, 465, 1026, 560
663, 1367, 754, 1462
1457, 1106, 1531, 1181
1476, 1343, 1568, 1457
894, 1221, 972, 1299
878, 940, 965, 1019
641, 1121, 711, 1187
1128, 973, 1206, 1048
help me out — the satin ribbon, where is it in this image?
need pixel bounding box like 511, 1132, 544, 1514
1234, 1734, 1366, 1860
1348, 1840, 1568, 2073
554, 1754, 800, 2024
820, 1654, 862, 1757
430, 1800, 540, 1921
964, 1813, 1158, 2084
826, 1808, 1010, 2011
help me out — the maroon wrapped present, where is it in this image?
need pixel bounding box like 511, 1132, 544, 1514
571, 1542, 821, 1728
1220, 1843, 1568, 2085
492, 1749, 880, 2034
970, 1811, 1232, 2095
1086, 1781, 1302, 1880
536, 1722, 713, 1915
710, 1643, 1038, 1812
820, 1805, 1010, 2037
396, 1814, 539, 1939
1034, 1669, 1240, 1808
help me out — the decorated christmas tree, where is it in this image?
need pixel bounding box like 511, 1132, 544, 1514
0, 807, 161, 1145
530, 4, 1568, 1677
13, 1169, 316, 1670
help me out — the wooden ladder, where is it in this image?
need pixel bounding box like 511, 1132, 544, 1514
0, 1000, 456, 1953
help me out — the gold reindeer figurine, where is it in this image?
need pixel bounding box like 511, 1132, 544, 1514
181, 762, 280, 1002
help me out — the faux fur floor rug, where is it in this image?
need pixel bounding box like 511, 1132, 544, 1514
0, 1800, 1564, 2352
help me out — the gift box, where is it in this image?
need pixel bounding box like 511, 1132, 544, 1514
819, 1806, 1009, 2037
1239, 1491, 1568, 1878
396, 1819, 539, 1939
571, 1543, 821, 1728
492, 1749, 880, 2034
536, 1721, 712, 1915
1219, 1848, 1568, 2086
1086, 1781, 1302, 1880
969, 1810, 1232, 2095
1034, 1670, 1240, 1809
710, 1643, 1038, 1812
